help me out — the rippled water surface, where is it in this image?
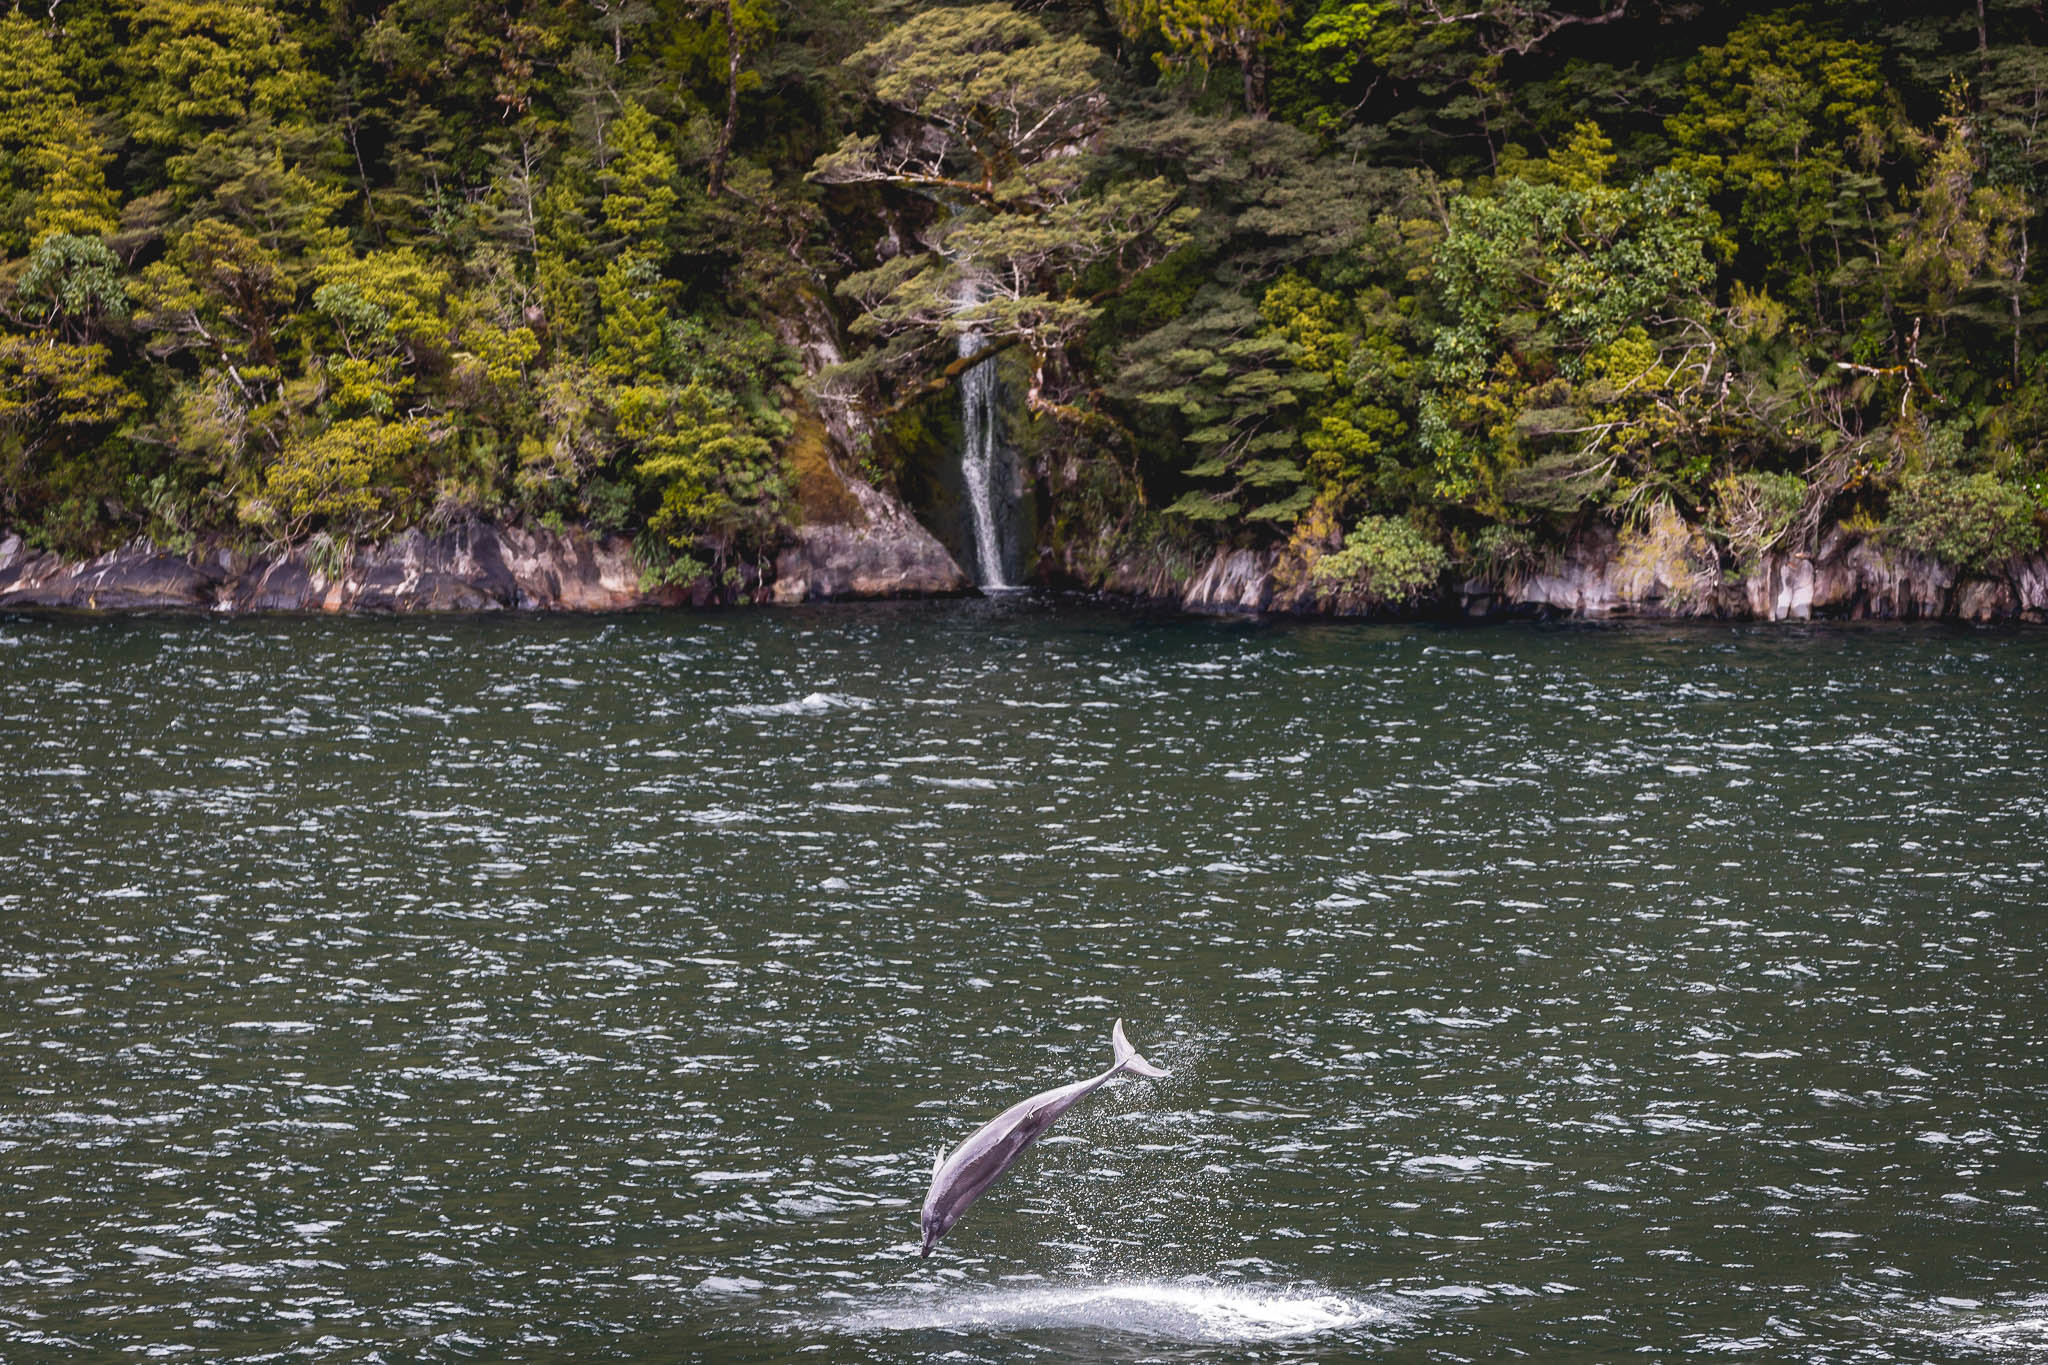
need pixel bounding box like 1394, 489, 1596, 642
3, 601, 2046, 1363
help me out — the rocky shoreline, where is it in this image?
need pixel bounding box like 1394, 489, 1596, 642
1, 483, 970, 617
6, 504, 2045, 623
1131, 519, 2048, 624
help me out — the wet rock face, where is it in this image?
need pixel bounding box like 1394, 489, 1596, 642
770, 468, 971, 603
0, 523, 676, 613
1500, 529, 2046, 623
768, 294, 971, 603
0, 482, 969, 613
1062, 519, 2048, 624
5, 512, 2041, 621
0, 536, 221, 610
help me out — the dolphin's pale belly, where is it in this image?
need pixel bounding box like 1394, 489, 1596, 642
941, 1127, 1032, 1211
925, 1078, 1101, 1235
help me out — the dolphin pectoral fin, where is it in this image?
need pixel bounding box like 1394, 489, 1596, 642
933, 1145, 947, 1179
1111, 1018, 1170, 1078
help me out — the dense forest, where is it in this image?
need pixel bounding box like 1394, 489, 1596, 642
3, 0, 2046, 599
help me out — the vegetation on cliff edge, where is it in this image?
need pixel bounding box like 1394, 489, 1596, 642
3, 0, 2047, 589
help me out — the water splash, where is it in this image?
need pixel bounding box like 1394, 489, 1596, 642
1908, 1295, 2048, 1357
723, 691, 873, 718
841, 1279, 1395, 1344
955, 279, 1013, 589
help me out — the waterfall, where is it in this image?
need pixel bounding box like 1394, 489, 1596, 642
955, 285, 1014, 589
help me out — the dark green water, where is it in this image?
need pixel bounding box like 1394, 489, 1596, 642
3, 601, 2046, 1363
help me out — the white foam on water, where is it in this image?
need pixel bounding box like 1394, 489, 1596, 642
1921, 1295, 2048, 1356
725, 692, 873, 718
1856, 1295, 2048, 1359
839, 1278, 1393, 1344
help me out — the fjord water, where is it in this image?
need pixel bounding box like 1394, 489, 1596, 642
3, 602, 2045, 1363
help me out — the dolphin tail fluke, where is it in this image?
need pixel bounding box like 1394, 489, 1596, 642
1111, 1018, 1170, 1078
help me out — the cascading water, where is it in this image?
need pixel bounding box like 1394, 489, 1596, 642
955, 285, 1014, 589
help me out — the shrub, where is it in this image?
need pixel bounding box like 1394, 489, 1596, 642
251, 417, 427, 543
1312, 515, 1448, 603
1885, 472, 2040, 573
1470, 523, 1543, 585
1710, 469, 1806, 574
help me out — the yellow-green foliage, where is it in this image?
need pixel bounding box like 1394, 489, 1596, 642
626, 379, 784, 555
120, 0, 320, 147
1312, 514, 1447, 603
0, 338, 141, 434
1112, 0, 1288, 88
454, 324, 541, 392
253, 417, 428, 540
600, 102, 680, 247
0, 15, 117, 251
597, 256, 669, 380
314, 250, 453, 363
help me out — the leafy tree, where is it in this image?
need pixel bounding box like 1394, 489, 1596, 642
1895, 88, 2028, 360
119, 0, 321, 151
315, 250, 452, 365
1665, 16, 1895, 324
599, 101, 681, 248
130, 218, 300, 483
0, 340, 141, 487
0, 236, 141, 545
1259, 271, 1422, 518
1111, 0, 1291, 114
1422, 139, 1723, 520
17, 235, 130, 342
815, 4, 1191, 417
628, 318, 794, 565
0, 14, 117, 252
1115, 286, 1323, 524
690, 0, 778, 197
1885, 469, 2041, 571
134, 220, 294, 398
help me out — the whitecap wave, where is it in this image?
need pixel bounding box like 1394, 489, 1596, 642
725, 692, 872, 718
1916, 1296, 2048, 1356
840, 1279, 1392, 1344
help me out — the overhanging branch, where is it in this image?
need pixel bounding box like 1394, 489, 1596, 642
876, 336, 1023, 419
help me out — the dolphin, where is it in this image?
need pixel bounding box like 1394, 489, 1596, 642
918, 1018, 1169, 1256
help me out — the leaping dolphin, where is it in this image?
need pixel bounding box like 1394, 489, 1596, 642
918, 1018, 1169, 1256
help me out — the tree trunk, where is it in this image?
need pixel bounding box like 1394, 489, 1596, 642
1239, 39, 1268, 118
708, 0, 741, 198
2013, 219, 2028, 378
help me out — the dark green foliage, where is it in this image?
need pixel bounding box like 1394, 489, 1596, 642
0, 0, 829, 563
1111, 287, 1323, 524
2, 0, 2047, 585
